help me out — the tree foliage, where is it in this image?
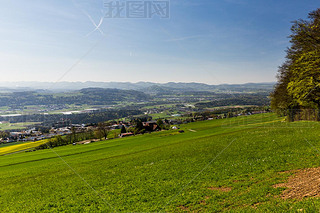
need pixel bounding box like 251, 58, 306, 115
271, 9, 320, 120
97, 122, 110, 140
120, 125, 127, 134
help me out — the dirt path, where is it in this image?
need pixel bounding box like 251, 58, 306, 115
274, 167, 320, 199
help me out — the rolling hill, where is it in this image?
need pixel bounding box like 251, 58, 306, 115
0, 81, 275, 93
1, 114, 320, 212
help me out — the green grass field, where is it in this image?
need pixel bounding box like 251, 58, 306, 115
0, 122, 40, 131
1, 113, 320, 212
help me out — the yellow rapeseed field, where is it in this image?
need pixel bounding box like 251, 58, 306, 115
0, 139, 49, 155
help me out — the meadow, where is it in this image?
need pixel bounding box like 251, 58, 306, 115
0, 122, 40, 131
1, 113, 320, 212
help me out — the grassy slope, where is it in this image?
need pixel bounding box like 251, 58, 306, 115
1, 114, 320, 212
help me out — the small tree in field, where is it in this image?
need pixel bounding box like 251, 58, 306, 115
97, 122, 110, 140
121, 125, 126, 134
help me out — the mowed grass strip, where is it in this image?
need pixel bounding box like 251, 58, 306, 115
1, 113, 320, 212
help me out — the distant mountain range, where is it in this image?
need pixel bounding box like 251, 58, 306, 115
0, 81, 275, 93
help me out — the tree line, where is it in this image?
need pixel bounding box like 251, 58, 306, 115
1, 109, 142, 125
35, 123, 112, 149
271, 9, 320, 121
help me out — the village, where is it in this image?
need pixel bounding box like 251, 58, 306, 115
0, 118, 182, 145
0, 107, 268, 145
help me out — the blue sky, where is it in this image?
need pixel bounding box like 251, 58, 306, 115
0, 0, 318, 84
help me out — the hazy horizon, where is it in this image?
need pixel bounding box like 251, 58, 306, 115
0, 80, 275, 85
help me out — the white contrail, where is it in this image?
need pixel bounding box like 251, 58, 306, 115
70, 0, 105, 37
85, 15, 105, 37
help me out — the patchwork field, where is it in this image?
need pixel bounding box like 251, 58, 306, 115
1, 113, 320, 212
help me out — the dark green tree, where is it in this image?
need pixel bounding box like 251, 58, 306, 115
120, 125, 127, 134
156, 119, 164, 129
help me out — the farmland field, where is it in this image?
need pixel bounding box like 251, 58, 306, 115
0, 122, 40, 131
0, 139, 49, 156
1, 113, 320, 212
